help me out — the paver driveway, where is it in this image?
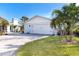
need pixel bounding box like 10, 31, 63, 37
0, 32, 48, 56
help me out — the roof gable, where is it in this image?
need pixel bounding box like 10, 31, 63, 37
27, 15, 51, 24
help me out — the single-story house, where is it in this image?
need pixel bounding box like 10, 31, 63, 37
24, 15, 58, 35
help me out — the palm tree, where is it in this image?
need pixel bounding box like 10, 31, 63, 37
0, 17, 9, 35
51, 3, 79, 42
63, 3, 79, 33
51, 10, 64, 36
21, 16, 28, 22
20, 16, 28, 33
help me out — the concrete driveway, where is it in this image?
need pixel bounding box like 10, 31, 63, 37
0, 32, 48, 56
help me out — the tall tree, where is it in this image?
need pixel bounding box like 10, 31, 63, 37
20, 16, 29, 33
51, 3, 79, 42
0, 17, 9, 34
21, 16, 29, 22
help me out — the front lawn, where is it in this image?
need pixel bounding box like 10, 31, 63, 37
16, 36, 79, 56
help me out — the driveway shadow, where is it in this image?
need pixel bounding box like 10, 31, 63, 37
5, 44, 22, 49
0, 50, 16, 56
7, 32, 49, 36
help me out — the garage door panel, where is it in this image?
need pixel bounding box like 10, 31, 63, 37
32, 24, 52, 34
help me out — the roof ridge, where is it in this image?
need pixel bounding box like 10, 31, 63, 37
30, 15, 50, 20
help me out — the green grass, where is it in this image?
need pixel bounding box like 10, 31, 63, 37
16, 36, 79, 56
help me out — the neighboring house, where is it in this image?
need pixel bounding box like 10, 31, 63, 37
10, 18, 21, 32
5, 17, 24, 33
24, 15, 58, 35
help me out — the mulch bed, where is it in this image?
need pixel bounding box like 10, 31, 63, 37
61, 39, 79, 44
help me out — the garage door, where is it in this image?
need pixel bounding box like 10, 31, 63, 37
32, 24, 52, 34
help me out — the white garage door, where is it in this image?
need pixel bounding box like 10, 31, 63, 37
31, 24, 53, 34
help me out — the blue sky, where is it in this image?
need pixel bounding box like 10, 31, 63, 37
0, 3, 65, 22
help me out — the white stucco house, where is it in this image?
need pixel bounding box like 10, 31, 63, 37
24, 15, 58, 35
7, 18, 21, 33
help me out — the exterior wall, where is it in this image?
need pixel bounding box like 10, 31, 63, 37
24, 23, 31, 33
7, 25, 11, 33
12, 18, 19, 25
